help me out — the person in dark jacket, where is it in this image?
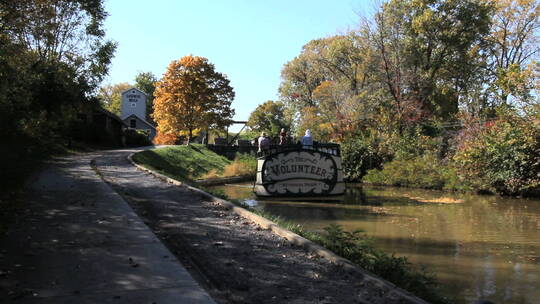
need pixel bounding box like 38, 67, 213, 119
279, 128, 287, 145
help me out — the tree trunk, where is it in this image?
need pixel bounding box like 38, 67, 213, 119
187, 128, 193, 145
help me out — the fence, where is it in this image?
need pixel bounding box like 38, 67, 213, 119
206, 142, 341, 159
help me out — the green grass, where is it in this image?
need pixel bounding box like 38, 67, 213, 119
132, 144, 232, 182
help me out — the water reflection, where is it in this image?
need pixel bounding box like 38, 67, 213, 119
210, 183, 540, 304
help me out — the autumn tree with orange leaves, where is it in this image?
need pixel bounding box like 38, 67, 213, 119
153, 55, 235, 143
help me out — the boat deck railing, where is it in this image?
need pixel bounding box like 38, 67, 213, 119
258, 143, 341, 157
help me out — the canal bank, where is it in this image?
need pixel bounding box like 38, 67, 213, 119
102, 147, 433, 303
209, 182, 540, 304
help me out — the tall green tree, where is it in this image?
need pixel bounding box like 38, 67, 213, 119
1, 0, 116, 88
98, 82, 131, 115
280, 33, 379, 141
134, 71, 158, 122
247, 100, 290, 137
369, 0, 493, 129
0, 0, 115, 141
485, 0, 539, 108
0, 0, 115, 186
279, 49, 324, 108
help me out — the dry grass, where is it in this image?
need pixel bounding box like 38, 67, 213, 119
222, 162, 253, 177
201, 169, 220, 179
404, 195, 464, 204
200, 156, 256, 179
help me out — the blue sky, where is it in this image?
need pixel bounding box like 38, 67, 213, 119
103, 0, 374, 131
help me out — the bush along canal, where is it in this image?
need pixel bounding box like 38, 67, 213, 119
208, 183, 540, 304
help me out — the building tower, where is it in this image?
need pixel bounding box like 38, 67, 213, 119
120, 87, 156, 139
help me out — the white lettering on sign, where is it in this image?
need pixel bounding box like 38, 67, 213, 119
267, 179, 330, 195
126, 94, 141, 102
263, 151, 336, 182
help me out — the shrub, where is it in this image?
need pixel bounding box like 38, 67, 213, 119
153, 131, 179, 145
342, 128, 445, 182
452, 110, 540, 195
341, 137, 385, 181
363, 153, 466, 191
124, 129, 152, 146
200, 169, 220, 179
222, 153, 257, 177
383, 128, 443, 161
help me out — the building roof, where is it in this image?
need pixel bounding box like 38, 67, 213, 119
123, 114, 156, 130
121, 87, 148, 97
95, 106, 128, 126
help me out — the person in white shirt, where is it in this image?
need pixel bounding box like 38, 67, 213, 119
301, 129, 313, 149
258, 132, 270, 153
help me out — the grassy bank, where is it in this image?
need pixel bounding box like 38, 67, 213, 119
132, 144, 256, 183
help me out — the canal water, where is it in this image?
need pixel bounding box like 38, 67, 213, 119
208, 183, 540, 304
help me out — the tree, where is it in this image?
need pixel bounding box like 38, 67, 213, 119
98, 82, 131, 115
153, 55, 235, 143
486, 0, 539, 107
279, 34, 373, 108
279, 33, 379, 141
369, 0, 493, 129
279, 47, 324, 108
1, 0, 116, 89
0, 0, 115, 187
313, 80, 366, 142
296, 106, 333, 142
134, 71, 157, 122
0, 0, 115, 141
247, 100, 289, 137
307, 34, 374, 95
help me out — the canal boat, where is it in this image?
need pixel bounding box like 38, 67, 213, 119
253, 144, 345, 200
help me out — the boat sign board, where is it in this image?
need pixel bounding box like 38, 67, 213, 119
255, 149, 344, 197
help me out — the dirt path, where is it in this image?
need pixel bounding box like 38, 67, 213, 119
94, 148, 426, 304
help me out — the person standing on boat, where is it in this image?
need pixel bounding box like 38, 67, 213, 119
301, 129, 313, 149
258, 132, 270, 153
279, 128, 287, 145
